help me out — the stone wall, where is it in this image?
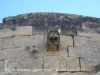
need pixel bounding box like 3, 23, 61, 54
0, 12, 100, 75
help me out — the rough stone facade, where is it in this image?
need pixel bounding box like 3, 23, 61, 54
0, 12, 100, 75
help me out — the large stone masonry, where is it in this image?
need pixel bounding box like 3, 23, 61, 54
0, 12, 100, 75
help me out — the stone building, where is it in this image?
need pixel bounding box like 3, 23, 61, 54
0, 12, 100, 75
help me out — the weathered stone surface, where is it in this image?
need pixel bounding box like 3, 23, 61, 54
94, 72, 100, 75
0, 37, 13, 50
84, 16, 100, 23
59, 57, 80, 72
0, 61, 4, 72
68, 47, 79, 57
45, 71, 59, 75
68, 41, 100, 71
44, 56, 59, 71
7, 57, 43, 72
55, 20, 62, 26
0, 26, 32, 38
60, 26, 76, 35
0, 28, 14, 38
30, 13, 46, 19
18, 72, 44, 75
60, 35, 73, 49
74, 36, 87, 46
3, 20, 17, 26
61, 13, 84, 20
0, 23, 16, 29
59, 72, 90, 75
62, 19, 81, 26
18, 20, 30, 26
44, 56, 80, 71
17, 14, 30, 20
0, 73, 12, 75
78, 16, 100, 23
14, 26, 32, 36
82, 22, 100, 33
80, 58, 98, 72
44, 49, 68, 57
46, 13, 60, 20
47, 20, 56, 26
3, 16, 17, 22
82, 22, 100, 29
33, 26, 47, 35
14, 35, 44, 48
29, 19, 45, 26
17, 71, 58, 75
0, 47, 43, 60
74, 36, 100, 46
77, 29, 100, 37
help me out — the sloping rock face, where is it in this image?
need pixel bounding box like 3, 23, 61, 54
0, 12, 100, 75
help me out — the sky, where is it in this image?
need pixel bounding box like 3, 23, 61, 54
0, 0, 100, 23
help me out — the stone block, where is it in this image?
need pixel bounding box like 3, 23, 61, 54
29, 19, 45, 26
44, 49, 68, 57
68, 47, 79, 57
1, 23, 16, 29
59, 57, 80, 72
0, 73, 12, 75
18, 72, 44, 75
7, 57, 43, 72
18, 20, 30, 26
68, 41, 100, 71
45, 71, 59, 75
60, 35, 73, 49
0, 37, 13, 50
44, 56, 80, 71
33, 26, 47, 35
0, 28, 14, 38
44, 56, 59, 71
80, 58, 98, 72
14, 26, 32, 36
62, 19, 81, 27
82, 22, 100, 30
0, 61, 4, 72
0, 47, 43, 60
77, 29, 100, 37
0, 26, 32, 38
60, 26, 76, 36
74, 36, 100, 46
18, 71, 58, 75
14, 35, 44, 48
59, 72, 90, 75
3, 20, 17, 26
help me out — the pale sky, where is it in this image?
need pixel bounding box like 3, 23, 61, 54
0, 0, 100, 23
